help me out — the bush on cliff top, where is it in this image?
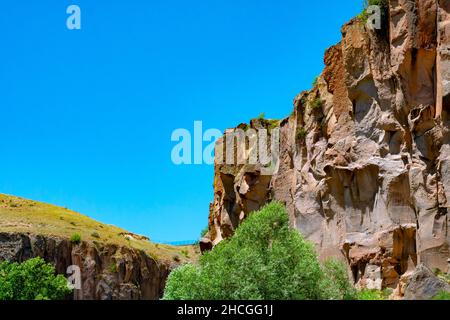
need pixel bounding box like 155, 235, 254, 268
163, 202, 356, 300
358, 0, 388, 23
0, 257, 72, 300
70, 233, 81, 244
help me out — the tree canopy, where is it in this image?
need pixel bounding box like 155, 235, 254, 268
163, 202, 356, 300
0, 257, 72, 300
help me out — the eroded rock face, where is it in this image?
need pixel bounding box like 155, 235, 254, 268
204, 0, 450, 293
0, 232, 171, 300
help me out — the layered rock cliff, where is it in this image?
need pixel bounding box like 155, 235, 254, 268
203, 0, 450, 291
0, 232, 170, 299
0, 194, 198, 300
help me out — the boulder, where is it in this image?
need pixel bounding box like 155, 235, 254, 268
404, 264, 450, 300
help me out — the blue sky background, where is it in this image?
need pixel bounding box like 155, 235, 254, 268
0, 1, 362, 242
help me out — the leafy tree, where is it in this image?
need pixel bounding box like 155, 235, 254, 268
0, 257, 72, 300
163, 202, 354, 300
321, 258, 357, 300
163, 264, 201, 300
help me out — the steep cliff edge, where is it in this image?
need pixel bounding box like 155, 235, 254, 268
0, 194, 198, 300
203, 0, 450, 292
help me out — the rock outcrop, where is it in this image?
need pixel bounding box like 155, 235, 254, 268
0, 232, 172, 300
204, 0, 450, 293
403, 264, 450, 300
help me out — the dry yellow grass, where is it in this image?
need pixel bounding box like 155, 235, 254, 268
0, 194, 199, 263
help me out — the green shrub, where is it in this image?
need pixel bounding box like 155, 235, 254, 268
356, 289, 391, 300
434, 268, 450, 284
321, 259, 357, 300
70, 233, 81, 245
358, 0, 388, 23
311, 98, 323, 110
163, 202, 354, 300
109, 263, 117, 273
257, 112, 266, 120
258, 118, 281, 131
432, 291, 450, 300
0, 257, 72, 300
268, 119, 280, 130
366, 0, 388, 8
163, 264, 200, 300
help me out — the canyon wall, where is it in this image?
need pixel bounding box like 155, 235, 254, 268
203, 0, 450, 290
0, 232, 171, 300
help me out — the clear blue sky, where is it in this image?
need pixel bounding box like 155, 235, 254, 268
0, 1, 362, 242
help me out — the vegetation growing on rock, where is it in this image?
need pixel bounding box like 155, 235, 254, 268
358, 0, 388, 22
356, 289, 392, 300
310, 97, 323, 110
296, 126, 307, 141
432, 291, 450, 300
70, 233, 81, 244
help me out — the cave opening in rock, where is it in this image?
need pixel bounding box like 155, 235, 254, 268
393, 227, 417, 276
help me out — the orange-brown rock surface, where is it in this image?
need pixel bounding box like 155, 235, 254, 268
203, 0, 450, 292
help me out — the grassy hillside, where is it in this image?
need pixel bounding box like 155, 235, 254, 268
0, 194, 199, 263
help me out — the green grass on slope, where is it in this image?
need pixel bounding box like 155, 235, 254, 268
0, 194, 199, 263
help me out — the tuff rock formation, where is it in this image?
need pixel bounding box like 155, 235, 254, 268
0, 232, 171, 300
203, 0, 450, 294
403, 263, 450, 299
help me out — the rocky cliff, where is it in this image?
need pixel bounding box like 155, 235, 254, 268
203, 0, 450, 292
0, 194, 198, 300
0, 232, 170, 299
